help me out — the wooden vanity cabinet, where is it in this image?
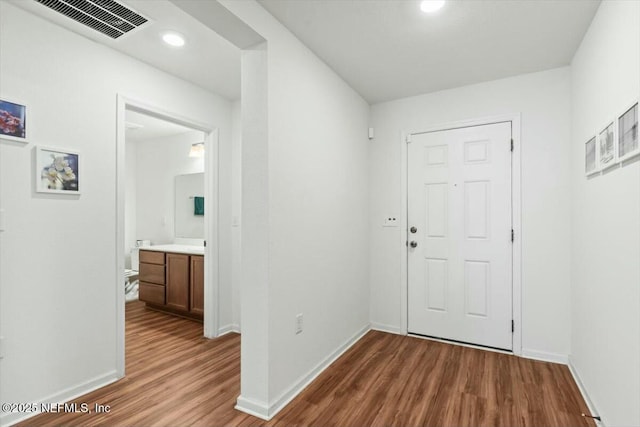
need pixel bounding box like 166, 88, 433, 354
166, 253, 190, 312
138, 250, 166, 306
190, 256, 204, 316
138, 249, 204, 321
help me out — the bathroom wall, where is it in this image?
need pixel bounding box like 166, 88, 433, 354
124, 141, 137, 269
128, 130, 205, 249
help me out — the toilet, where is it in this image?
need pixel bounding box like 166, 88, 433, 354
128, 239, 150, 273
130, 247, 140, 272
125, 240, 150, 302
125, 246, 142, 302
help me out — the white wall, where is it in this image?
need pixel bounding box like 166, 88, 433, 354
219, 0, 371, 417
570, 2, 640, 426
175, 172, 205, 239
124, 141, 137, 269
231, 100, 242, 329
0, 3, 235, 425
132, 131, 205, 246
369, 67, 573, 360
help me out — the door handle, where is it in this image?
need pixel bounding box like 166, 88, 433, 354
410, 241, 418, 248
410, 226, 417, 233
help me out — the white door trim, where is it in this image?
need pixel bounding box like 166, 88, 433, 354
115, 94, 220, 378
400, 113, 522, 356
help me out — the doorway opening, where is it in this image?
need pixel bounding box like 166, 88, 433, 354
115, 96, 220, 377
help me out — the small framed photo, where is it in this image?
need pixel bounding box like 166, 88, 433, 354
598, 121, 617, 170
0, 98, 27, 142
618, 101, 638, 162
36, 146, 80, 194
585, 136, 598, 176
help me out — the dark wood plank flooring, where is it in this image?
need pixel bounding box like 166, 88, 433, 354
21, 301, 594, 427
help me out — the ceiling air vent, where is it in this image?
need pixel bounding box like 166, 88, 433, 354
35, 0, 148, 39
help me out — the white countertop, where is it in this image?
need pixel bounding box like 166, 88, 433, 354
140, 244, 205, 256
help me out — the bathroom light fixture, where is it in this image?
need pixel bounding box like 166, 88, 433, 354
125, 121, 144, 131
162, 31, 186, 47
420, 0, 445, 13
189, 142, 204, 158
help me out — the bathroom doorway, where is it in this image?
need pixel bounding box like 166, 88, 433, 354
115, 96, 220, 377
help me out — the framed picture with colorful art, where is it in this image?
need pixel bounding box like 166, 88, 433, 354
35, 146, 81, 194
0, 98, 27, 142
618, 101, 638, 162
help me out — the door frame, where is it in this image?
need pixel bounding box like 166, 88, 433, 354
400, 113, 522, 356
115, 94, 220, 377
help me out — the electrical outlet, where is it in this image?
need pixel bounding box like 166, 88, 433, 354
295, 313, 303, 335
383, 217, 398, 227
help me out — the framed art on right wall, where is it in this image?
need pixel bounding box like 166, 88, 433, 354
618, 101, 638, 162
598, 121, 616, 170
585, 136, 598, 176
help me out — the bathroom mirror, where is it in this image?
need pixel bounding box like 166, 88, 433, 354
175, 172, 205, 239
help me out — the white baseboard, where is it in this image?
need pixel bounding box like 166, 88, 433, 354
267, 324, 370, 418
235, 324, 371, 421
218, 323, 241, 336
0, 370, 119, 427
521, 348, 569, 364
370, 322, 404, 335
234, 396, 270, 420
568, 357, 604, 426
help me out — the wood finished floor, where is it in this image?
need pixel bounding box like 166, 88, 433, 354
22, 301, 594, 427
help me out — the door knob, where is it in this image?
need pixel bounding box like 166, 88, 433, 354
410, 241, 418, 248
410, 226, 417, 233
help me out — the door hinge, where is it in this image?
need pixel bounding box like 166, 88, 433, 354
510, 138, 514, 152
511, 320, 515, 333
511, 229, 514, 242
204, 240, 207, 247
405, 134, 412, 144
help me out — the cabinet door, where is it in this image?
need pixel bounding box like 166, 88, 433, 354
166, 253, 190, 311
190, 255, 204, 316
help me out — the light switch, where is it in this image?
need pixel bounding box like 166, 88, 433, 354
383, 217, 398, 227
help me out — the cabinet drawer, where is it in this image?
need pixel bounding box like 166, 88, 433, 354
139, 263, 165, 285
139, 250, 165, 265
139, 282, 165, 305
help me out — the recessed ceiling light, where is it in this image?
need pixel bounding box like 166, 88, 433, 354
420, 0, 445, 13
162, 31, 186, 47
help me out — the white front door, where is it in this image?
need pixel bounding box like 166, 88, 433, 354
407, 122, 513, 351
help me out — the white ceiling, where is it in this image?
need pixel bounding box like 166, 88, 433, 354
259, 0, 601, 103
125, 110, 201, 142
11, 0, 241, 100
13, 0, 600, 104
